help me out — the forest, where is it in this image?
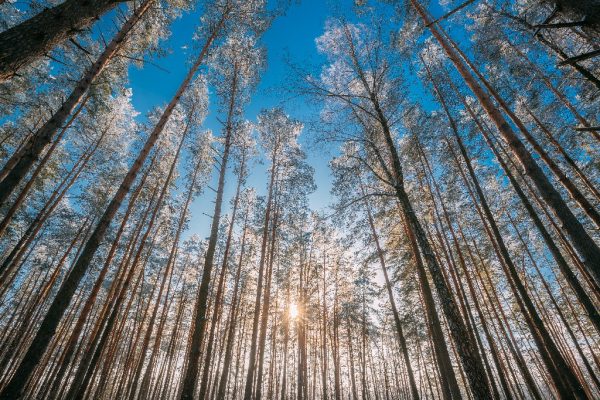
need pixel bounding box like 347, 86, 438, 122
0, 0, 598, 399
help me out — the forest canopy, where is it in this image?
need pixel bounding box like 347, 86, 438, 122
0, 0, 598, 399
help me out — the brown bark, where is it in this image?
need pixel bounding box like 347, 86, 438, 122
0, 0, 154, 207
46, 156, 154, 399
425, 60, 588, 399
0, 17, 221, 398
360, 182, 420, 400
453, 86, 600, 333
243, 128, 281, 400
179, 73, 235, 399
198, 147, 246, 400
336, 24, 490, 396
66, 156, 167, 397
255, 198, 281, 400
0, 94, 91, 238
409, 0, 600, 285
117, 130, 188, 400
0, 133, 101, 286
401, 211, 461, 400
215, 213, 250, 399
460, 53, 600, 230
523, 106, 600, 203
0, 0, 128, 82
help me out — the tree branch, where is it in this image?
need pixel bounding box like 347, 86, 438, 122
558, 49, 600, 66
426, 0, 477, 27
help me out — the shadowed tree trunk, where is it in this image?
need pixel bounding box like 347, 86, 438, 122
0, 0, 129, 82
215, 212, 250, 399
422, 59, 589, 399
0, 0, 154, 208
0, 21, 221, 399
179, 70, 236, 400
407, 0, 600, 286
448, 79, 600, 334
198, 146, 246, 400
243, 129, 281, 400
360, 181, 420, 400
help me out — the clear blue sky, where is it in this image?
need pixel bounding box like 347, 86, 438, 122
127, 0, 356, 238
126, 0, 454, 239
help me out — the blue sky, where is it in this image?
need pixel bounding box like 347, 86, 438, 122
128, 0, 352, 238
125, 0, 453, 240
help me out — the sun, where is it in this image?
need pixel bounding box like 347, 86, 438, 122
289, 303, 299, 319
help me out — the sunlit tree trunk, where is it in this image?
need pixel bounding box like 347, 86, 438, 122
179, 69, 236, 400
408, 0, 600, 286
360, 182, 420, 400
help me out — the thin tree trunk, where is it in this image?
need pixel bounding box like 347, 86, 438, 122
409, 0, 600, 284
119, 130, 189, 400
66, 137, 180, 399
0, 94, 91, 238
451, 83, 600, 333
243, 137, 281, 400
255, 201, 281, 400
360, 181, 420, 400
179, 73, 235, 399
215, 213, 250, 399
424, 59, 588, 399
0, 19, 222, 398
198, 148, 246, 400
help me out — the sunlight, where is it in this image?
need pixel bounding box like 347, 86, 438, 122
2, 0, 592, 398
289, 303, 299, 320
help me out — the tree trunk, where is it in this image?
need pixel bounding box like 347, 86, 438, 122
66, 135, 180, 399
255, 202, 281, 400
360, 182, 420, 400
0, 20, 220, 399
367, 90, 491, 398
409, 0, 600, 285
0, 0, 154, 206
179, 83, 235, 399
0, 0, 128, 82
453, 84, 600, 333
243, 140, 280, 400
198, 149, 245, 400
0, 94, 91, 238
215, 213, 250, 399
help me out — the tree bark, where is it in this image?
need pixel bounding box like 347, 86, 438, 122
179, 84, 235, 400
360, 182, 420, 400
0, 19, 219, 399
409, 0, 600, 285
453, 84, 600, 333
243, 135, 280, 400
0, 0, 129, 82
0, 0, 154, 207
198, 148, 245, 400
